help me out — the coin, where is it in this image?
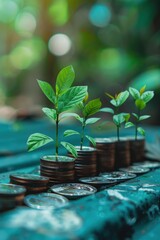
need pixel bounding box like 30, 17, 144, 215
51, 183, 97, 199
120, 166, 150, 174
24, 193, 68, 209
0, 183, 26, 197
10, 174, 49, 186
79, 176, 117, 186
100, 171, 136, 181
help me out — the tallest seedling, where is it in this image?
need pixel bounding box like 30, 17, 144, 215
27, 65, 87, 159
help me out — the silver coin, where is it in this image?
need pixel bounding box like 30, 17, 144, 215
120, 166, 150, 174
133, 161, 160, 169
51, 183, 97, 199
79, 176, 117, 186
24, 193, 68, 210
100, 171, 136, 181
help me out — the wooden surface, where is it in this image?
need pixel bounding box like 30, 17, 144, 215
0, 119, 160, 240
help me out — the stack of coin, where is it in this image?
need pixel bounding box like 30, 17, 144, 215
10, 173, 49, 193
0, 183, 26, 212
95, 138, 115, 173
115, 138, 131, 169
40, 156, 75, 185
128, 137, 145, 163
68, 147, 97, 180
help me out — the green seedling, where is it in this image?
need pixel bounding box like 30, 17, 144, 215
126, 85, 154, 140
63, 94, 102, 150
101, 90, 130, 141
27, 65, 88, 159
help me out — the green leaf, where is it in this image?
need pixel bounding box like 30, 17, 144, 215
137, 127, 145, 136
64, 130, 80, 137
139, 115, 151, 121
83, 98, 102, 117
85, 118, 100, 125
113, 114, 125, 126
61, 141, 77, 158
129, 87, 140, 100
135, 99, 146, 110
58, 86, 88, 113
110, 99, 118, 107
27, 133, 53, 152
141, 91, 154, 103
99, 107, 114, 114
42, 108, 56, 121
125, 122, 135, 128
123, 113, 130, 122
83, 92, 89, 103
116, 91, 129, 106
37, 80, 56, 104
85, 135, 96, 147
132, 113, 139, 119
140, 85, 146, 95
56, 65, 75, 95
60, 113, 82, 122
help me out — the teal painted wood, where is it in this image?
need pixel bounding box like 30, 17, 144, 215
0, 119, 160, 239
0, 168, 160, 239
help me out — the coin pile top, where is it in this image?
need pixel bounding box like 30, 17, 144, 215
40, 156, 75, 185
0, 183, 26, 197
41, 155, 75, 162
10, 173, 49, 193
0, 183, 26, 212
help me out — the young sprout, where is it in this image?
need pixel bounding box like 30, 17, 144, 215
27, 65, 88, 159
63, 94, 102, 150
126, 85, 154, 140
101, 90, 130, 141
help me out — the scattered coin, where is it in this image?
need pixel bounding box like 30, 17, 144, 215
51, 183, 97, 199
24, 193, 68, 210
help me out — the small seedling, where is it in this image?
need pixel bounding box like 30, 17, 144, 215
63, 94, 102, 150
126, 85, 154, 140
101, 90, 130, 141
27, 65, 88, 159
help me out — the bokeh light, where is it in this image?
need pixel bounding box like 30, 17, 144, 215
48, 34, 72, 56
0, 0, 19, 23
15, 11, 37, 37
9, 38, 46, 70
98, 48, 129, 78
89, 3, 111, 27
130, 69, 160, 90
48, 0, 68, 26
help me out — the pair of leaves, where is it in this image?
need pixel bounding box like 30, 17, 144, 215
38, 65, 75, 102
64, 130, 96, 147
106, 91, 129, 107
38, 80, 87, 114
132, 113, 150, 121
129, 87, 154, 110
27, 133, 77, 158
113, 113, 130, 127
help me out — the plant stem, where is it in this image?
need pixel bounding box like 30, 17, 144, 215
117, 126, 120, 142
55, 114, 59, 160
135, 109, 140, 141
80, 119, 85, 150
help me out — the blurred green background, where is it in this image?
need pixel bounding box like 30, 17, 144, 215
0, 0, 160, 123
